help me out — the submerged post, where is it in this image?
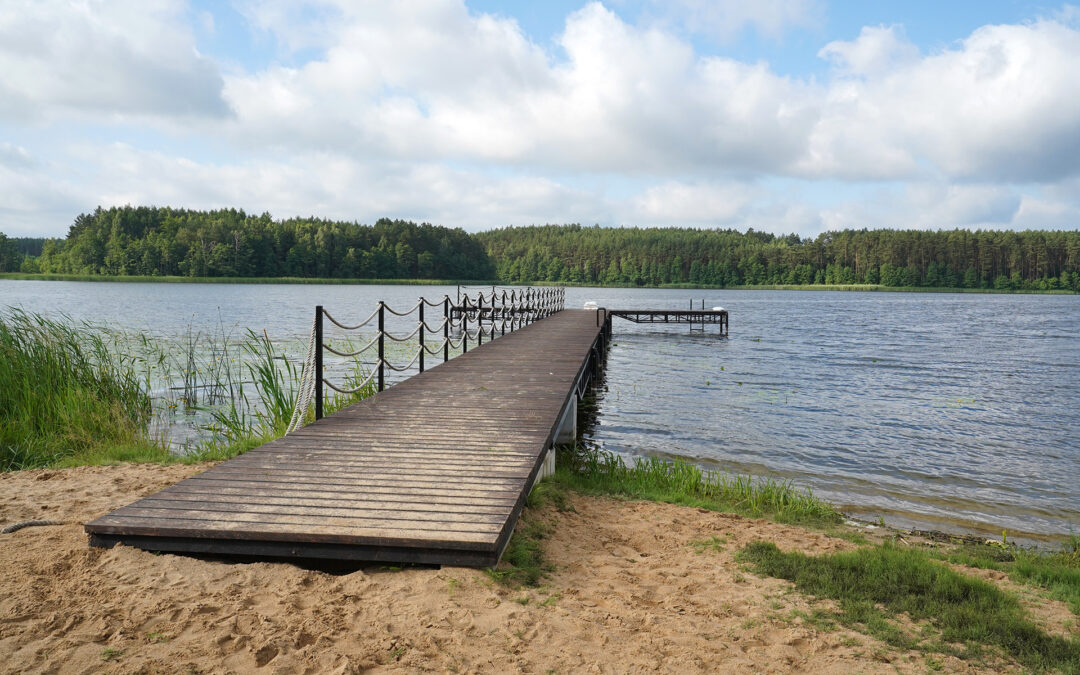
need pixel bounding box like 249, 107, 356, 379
314, 305, 323, 421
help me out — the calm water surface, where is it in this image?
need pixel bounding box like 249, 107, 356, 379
3, 280, 1078, 540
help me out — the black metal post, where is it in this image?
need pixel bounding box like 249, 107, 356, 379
314, 305, 323, 420
501, 290, 507, 335
377, 301, 385, 392
443, 295, 450, 362
418, 299, 424, 373
477, 294, 483, 347
462, 295, 469, 354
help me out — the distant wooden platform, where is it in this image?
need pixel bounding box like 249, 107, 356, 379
85, 310, 605, 567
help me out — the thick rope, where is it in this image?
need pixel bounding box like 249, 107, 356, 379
383, 301, 422, 317
383, 349, 422, 372
2, 519, 62, 534
323, 307, 379, 330
322, 367, 378, 394
382, 324, 422, 342
285, 315, 318, 434
323, 333, 380, 357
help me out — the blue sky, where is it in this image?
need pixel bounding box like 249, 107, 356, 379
2, 0, 1079, 237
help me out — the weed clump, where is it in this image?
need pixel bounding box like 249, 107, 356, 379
1, 310, 153, 470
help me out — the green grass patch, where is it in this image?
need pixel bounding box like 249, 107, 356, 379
552, 443, 841, 526
1, 310, 153, 470
938, 538, 1080, 618
738, 541, 1080, 672
488, 517, 554, 587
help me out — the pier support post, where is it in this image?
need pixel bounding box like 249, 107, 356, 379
554, 396, 577, 444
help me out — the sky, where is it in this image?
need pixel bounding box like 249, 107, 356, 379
2, 0, 1080, 238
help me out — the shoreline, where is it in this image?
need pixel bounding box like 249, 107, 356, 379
1, 462, 1075, 673
1, 272, 1074, 294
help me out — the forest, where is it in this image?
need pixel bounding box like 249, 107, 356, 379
2, 206, 1078, 291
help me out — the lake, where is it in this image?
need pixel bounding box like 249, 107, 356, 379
2, 279, 1078, 542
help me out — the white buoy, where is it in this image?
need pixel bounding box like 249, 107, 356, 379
584, 301, 599, 310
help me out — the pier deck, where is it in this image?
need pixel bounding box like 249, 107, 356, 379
85, 310, 603, 567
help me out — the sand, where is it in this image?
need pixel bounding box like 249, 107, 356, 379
0, 463, 1048, 674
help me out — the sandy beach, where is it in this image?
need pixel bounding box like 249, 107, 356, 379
0, 463, 1053, 674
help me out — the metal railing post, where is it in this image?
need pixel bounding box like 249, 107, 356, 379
315, 305, 323, 420
443, 295, 450, 362
501, 290, 507, 335
377, 301, 385, 392
462, 295, 469, 354
418, 298, 425, 373
477, 293, 484, 347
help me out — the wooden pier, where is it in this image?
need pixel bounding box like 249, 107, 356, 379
85, 309, 604, 567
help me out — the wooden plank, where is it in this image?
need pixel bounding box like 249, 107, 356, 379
178, 477, 523, 499
119, 501, 509, 526
194, 470, 525, 490
105, 507, 505, 534
90, 516, 499, 546
149, 490, 513, 512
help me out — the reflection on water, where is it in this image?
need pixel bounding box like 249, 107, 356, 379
2, 280, 1078, 540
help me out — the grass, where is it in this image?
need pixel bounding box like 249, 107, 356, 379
551, 443, 841, 526
1, 310, 153, 470
936, 536, 1080, 617
738, 541, 1080, 673
1, 310, 375, 472
490, 444, 840, 587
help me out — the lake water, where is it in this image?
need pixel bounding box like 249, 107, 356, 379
2, 280, 1078, 541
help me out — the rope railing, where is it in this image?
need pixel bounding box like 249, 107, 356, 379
284, 286, 566, 428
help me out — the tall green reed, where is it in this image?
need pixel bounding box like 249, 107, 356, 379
0, 310, 151, 470
204, 330, 377, 444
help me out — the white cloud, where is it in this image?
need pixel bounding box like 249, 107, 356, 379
221, 2, 816, 174
0, 0, 229, 121
627, 181, 757, 224
807, 18, 1080, 182
0, 142, 34, 170
818, 25, 919, 76
56, 143, 608, 232
4, 0, 1080, 237
821, 182, 1026, 231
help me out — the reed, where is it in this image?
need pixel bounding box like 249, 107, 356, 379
0, 310, 153, 470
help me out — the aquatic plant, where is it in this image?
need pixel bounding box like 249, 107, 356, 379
0, 310, 152, 470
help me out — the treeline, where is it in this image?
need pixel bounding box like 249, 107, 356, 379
476, 225, 1080, 291
8, 206, 492, 280
3, 208, 1079, 291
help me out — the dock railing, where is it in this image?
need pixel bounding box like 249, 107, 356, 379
286, 286, 565, 430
